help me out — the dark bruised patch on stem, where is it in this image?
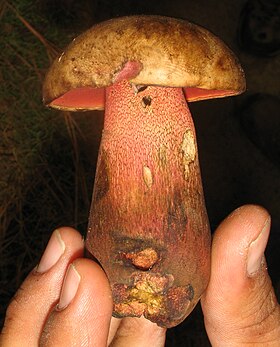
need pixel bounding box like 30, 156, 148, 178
93, 148, 110, 202
157, 144, 168, 168
135, 85, 148, 93
165, 284, 194, 321
113, 233, 164, 251
167, 189, 188, 238
142, 95, 152, 107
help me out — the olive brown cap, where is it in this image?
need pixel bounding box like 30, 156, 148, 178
43, 15, 246, 111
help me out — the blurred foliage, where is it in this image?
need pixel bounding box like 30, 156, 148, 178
0, 0, 95, 325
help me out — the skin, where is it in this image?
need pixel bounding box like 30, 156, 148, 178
1, 205, 279, 346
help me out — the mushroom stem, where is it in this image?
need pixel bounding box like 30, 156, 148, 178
87, 79, 211, 327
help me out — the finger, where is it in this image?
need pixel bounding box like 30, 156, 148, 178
0, 227, 84, 347
110, 316, 166, 347
108, 317, 122, 345
201, 205, 280, 346
40, 258, 113, 347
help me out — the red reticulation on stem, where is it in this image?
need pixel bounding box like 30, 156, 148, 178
99, 80, 196, 221
87, 79, 211, 327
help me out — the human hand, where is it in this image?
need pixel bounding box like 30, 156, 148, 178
1, 205, 279, 346
201, 205, 280, 346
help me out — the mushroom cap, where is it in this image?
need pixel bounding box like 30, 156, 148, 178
43, 15, 246, 110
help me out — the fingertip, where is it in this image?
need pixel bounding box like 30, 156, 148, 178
228, 204, 269, 223
214, 204, 270, 245
72, 258, 113, 314
206, 204, 271, 298
41, 258, 113, 346
202, 205, 280, 345
51, 227, 84, 268
55, 226, 84, 250
36, 226, 84, 275
56, 258, 113, 322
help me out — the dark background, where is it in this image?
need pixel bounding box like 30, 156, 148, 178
1, 0, 279, 345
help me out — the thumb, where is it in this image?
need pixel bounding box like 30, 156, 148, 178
201, 205, 280, 347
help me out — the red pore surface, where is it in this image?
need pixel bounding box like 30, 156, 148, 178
49, 83, 236, 111
86, 79, 211, 327
49, 87, 105, 110
48, 61, 142, 110
184, 87, 238, 101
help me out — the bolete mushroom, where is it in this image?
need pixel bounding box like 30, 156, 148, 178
43, 15, 245, 328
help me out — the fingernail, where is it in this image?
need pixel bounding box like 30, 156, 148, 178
247, 217, 270, 277
36, 229, 65, 273
57, 264, 81, 310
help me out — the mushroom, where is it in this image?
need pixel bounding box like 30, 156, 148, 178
43, 15, 245, 328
